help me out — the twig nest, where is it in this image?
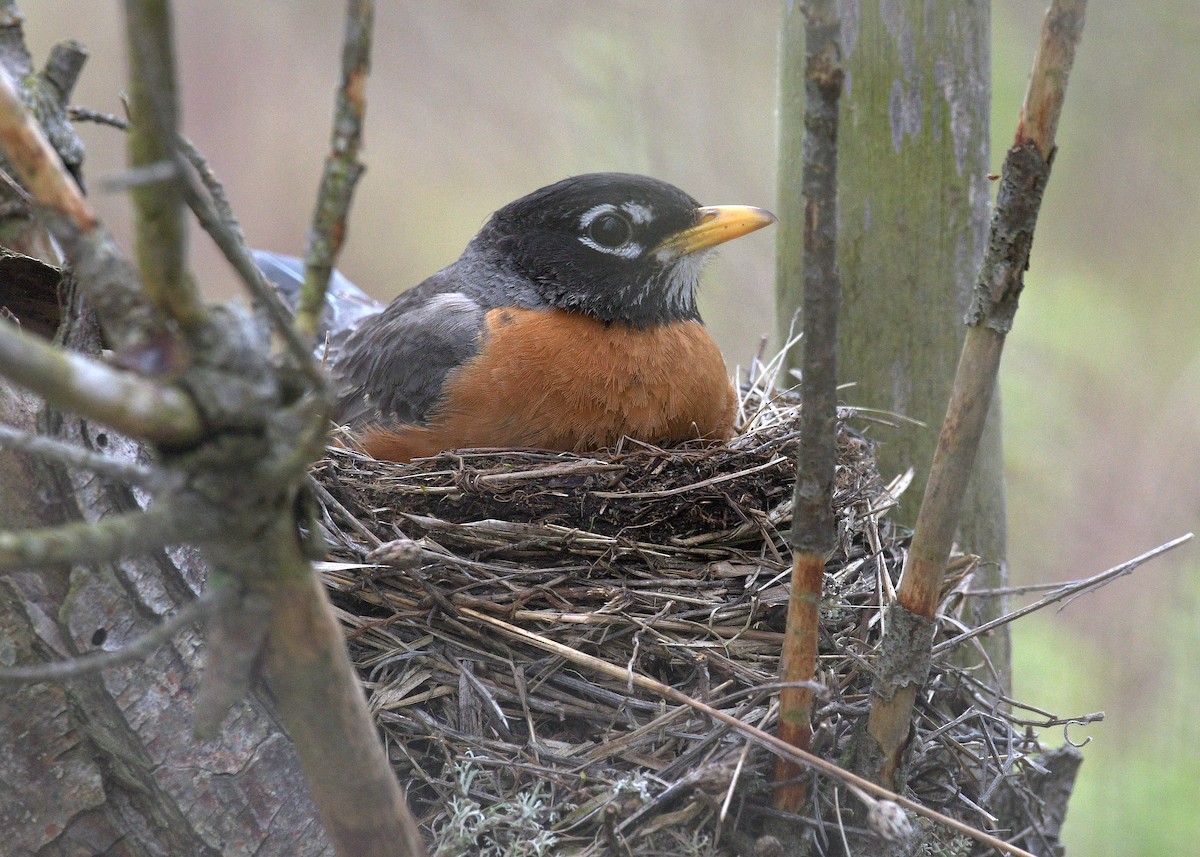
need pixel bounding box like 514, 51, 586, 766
313, 370, 1067, 854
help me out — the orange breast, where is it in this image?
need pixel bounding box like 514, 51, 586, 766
358, 308, 736, 462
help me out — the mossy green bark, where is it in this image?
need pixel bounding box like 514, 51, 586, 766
777, 0, 1008, 680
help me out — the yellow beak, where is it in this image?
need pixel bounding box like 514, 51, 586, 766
654, 205, 777, 258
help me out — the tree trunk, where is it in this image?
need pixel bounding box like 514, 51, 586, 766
776, 0, 1008, 679
0, 8, 334, 843
0, 2, 432, 850
0, 295, 333, 857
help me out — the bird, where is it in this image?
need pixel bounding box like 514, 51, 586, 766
255, 173, 775, 462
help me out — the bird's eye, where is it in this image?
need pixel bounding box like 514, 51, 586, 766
586, 212, 633, 249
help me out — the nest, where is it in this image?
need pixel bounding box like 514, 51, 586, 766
313, 360, 1061, 856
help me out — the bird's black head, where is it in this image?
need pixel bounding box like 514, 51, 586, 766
473, 173, 775, 327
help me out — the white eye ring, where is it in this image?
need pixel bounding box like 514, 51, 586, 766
578, 204, 641, 259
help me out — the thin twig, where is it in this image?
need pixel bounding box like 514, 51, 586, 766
787, 0, 842, 564
174, 136, 239, 239
0, 317, 203, 445
775, 0, 842, 812
902, 0, 1088, 619
174, 137, 327, 390
296, 0, 372, 343
934, 533, 1192, 654
591, 457, 780, 500
0, 66, 172, 354
96, 159, 176, 193
0, 66, 93, 230
0, 502, 195, 572
865, 0, 1087, 787
122, 0, 207, 333
1016, 0, 1088, 158
0, 422, 157, 486
67, 105, 129, 129
0, 588, 218, 685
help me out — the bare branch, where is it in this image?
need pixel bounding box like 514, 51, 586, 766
0, 65, 172, 353
1016, 0, 1087, 157
175, 136, 327, 390
788, 0, 841, 557
296, 0, 372, 342
0, 501, 193, 572
774, 0, 842, 812
40, 39, 88, 102
193, 587, 272, 739
0, 588, 218, 685
264, 530, 427, 857
2, 6, 421, 852
67, 105, 128, 130
904, 0, 1088, 619
0, 66, 94, 230
121, 0, 207, 333
864, 0, 1088, 787
0, 422, 157, 486
0, 3, 34, 78
96, 159, 177, 193
0, 317, 203, 445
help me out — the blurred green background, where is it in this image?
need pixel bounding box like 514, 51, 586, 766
19, 3, 1198, 854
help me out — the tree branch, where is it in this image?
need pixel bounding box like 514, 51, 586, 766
39, 38, 88, 103
0, 501, 193, 572
192, 586, 272, 739
0, 422, 157, 486
0, 65, 174, 354
0, 6, 423, 853
263, 523, 427, 857
175, 135, 327, 390
0, 316, 203, 445
0, 588, 218, 685
121, 0, 207, 333
0, 2, 33, 78
1016, 0, 1087, 158
0, 67, 93, 231
934, 533, 1191, 655
296, 0, 372, 343
774, 0, 842, 813
862, 0, 1087, 788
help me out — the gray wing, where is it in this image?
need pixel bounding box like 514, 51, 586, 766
254, 248, 525, 428
331, 286, 487, 428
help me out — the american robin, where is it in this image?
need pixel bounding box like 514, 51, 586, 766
256, 173, 775, 461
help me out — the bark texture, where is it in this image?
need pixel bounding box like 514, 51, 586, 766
0, 50, 333, 843
776, 0, 1008, 675
0, 333, 332, 856
773, 0, 842, 812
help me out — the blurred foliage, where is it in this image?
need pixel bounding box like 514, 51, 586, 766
995, 4, 1200, 855
15, 2, 1200, 854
